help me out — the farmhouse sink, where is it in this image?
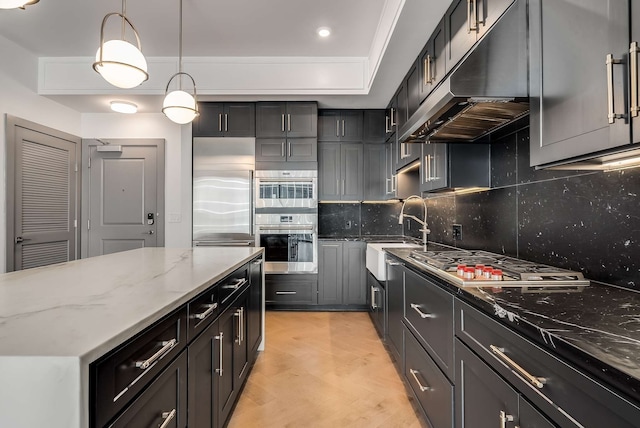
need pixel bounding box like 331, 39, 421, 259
366, 242, 421, 281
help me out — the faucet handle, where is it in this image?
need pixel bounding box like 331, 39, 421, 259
419, 228, 431, 234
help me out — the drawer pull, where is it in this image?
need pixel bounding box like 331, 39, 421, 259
222, 278, 248, 290
490, 345, 546, 389
275, 291, 297, 295
192, 303, 218, 320
215, 332, 224, 376
386, 260, 403, 266
499, 410, 514, 428
135, 339, 177, 370
410, 303, 435, 319
409, 369, 431, 392
159, 409, 176, 428
252, 259, 262, 265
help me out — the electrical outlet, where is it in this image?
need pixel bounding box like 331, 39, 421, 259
452, 224, 463, 240
345, 220, 352, 229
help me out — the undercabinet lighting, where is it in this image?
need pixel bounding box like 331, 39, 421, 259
602, 156, 640, 171
317, 27, 331, 38
110, 100, 138, 114
451, 187, 490, 195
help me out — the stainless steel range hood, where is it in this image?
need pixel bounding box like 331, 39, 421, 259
400, 0, 529, 144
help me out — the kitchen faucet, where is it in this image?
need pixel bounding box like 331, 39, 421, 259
399, 195, 430, 246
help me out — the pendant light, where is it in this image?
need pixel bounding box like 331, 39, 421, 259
0, 0, 38, 9
93, 0, 148, 89
162, 0, 199, 124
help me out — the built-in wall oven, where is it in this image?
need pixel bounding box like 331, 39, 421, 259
255, 170, 317, 209
255, 213, 317, 274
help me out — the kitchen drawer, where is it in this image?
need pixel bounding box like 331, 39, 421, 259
404, 326, 454, 428
265, 275, 317, 304
91, 307, 187, 428
187, 283, 220, 342
404, 268, 454, 379
218, 265, 249, 307
455, 300, 640, 427
108, 350, 187, 428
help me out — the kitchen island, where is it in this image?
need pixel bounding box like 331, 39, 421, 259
0, 247, 264, 428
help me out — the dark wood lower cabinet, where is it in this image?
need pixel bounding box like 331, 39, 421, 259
247, 258, 263, 359
187, 318, 220, 428
386, 259, 404, 365
109, 351, 188, 428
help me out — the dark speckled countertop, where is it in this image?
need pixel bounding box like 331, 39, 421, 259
318, 235, 422, 243
386, 247, 640, 406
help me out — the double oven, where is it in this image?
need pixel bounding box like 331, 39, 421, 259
254, 170, 318, 274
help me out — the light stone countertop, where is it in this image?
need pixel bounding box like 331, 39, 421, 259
0, 246, 263, 428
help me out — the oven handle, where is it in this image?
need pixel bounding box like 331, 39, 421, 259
257, 226, 315, 231
257, 178, 316, 183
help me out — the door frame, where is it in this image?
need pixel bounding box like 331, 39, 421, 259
5, 115, 82, 272
80, 138, 165, 258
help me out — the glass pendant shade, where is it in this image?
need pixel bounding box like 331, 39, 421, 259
93, 10, 149, 89
94, 40, 148, 88
163, 90, 198, 124
0, 0, 38, 9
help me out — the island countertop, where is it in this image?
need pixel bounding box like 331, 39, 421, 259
0, 247, 263, 428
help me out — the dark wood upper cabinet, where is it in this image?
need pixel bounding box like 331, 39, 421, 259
318, 110, 363, 142
256, 102, 317, 138
363, 109, 387, 143
192, 102, 255, 137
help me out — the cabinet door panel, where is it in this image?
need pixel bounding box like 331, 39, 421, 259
364, 144, 386, 201
217, 308, 237, 426
363, 110, 387, 143
224, 103, 255, 137
286, 102, 318, 138
255, 139, 286, 162
256, 103, 286, 137
318, 242, 343, 305
343, 241, 366, 305
193, 103, 224, 137
519, 397, 556, 428
247, 258, 263, 357
407, 61, 421, 119
340, 110, 364, 142
529, 0, 630, 166
110, 352, 188, 428
318, 110, 341, 142
318, 143, 341, 200
386, 260, 404, 364
287, 138, 317, 162
395, 82, 408, 133
447, 0, 478, 73
188, 321, 218, 428
455, 339, 519, 428
341, 143, 364, 201
233, 293, 249, 386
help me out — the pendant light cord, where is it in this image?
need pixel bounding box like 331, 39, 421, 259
121, 0, 126, 40
178, 0, 184, 89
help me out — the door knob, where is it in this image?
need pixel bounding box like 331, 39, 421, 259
146, 230, 154, 235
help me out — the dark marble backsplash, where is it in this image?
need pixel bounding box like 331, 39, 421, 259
426, 126, 640, 291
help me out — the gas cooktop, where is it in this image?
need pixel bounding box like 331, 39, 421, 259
408, 249, 590, 288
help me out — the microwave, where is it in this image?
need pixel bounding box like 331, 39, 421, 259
255, 170, 317, 209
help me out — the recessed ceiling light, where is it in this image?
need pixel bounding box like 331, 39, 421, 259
317, 27, 331, 38
110, 101, 138, 114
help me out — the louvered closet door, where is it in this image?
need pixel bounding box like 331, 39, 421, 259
14, 127, 78, 270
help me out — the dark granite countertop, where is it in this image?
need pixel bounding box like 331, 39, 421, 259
386, 247, 640, 406
318, 234, 422, 243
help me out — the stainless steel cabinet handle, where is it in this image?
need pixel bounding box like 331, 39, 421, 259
281, 113, 285, 132
342, 180, 345, 195
392, 175, 397, 192
234, 309, 242, 344
385, 115, 391, 133
135, 339, 177, 370
490, 345, 546, 389
430, 153, 436, 180
386, 260, 403, 266
467, 0, 478, 33
275, 291, 297, 295
287, 114, 291, 132
410, 303, 435, 319
215, 332, 223, 376
224, 113, 228, 132
337, 179, 340, 195
241, 307, 244, 343
371, 286, 379, 309
252, 259, 262, 265
336, 120, 340, 137
342, 119, 345, 137
218, 113, 223, 132
288, 142, 291, 158
631, 42, 639, 117
223, 278, 248, 290
424, 55, 433, 84
385, 178, 391, 194
281, 142, 285, 157
499, 411, 515, 428
192, 303, 218, 321
409, 369, 431, 392
159, 409, 177, 428
606, 53, 625, 124
390, 108, 396, 126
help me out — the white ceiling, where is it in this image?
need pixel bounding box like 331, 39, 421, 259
0, 0, 450, 112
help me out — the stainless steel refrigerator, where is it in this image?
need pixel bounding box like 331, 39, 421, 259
192, 137, 255, 246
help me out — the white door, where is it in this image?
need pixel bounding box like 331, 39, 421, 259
82, 139, 165, 257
